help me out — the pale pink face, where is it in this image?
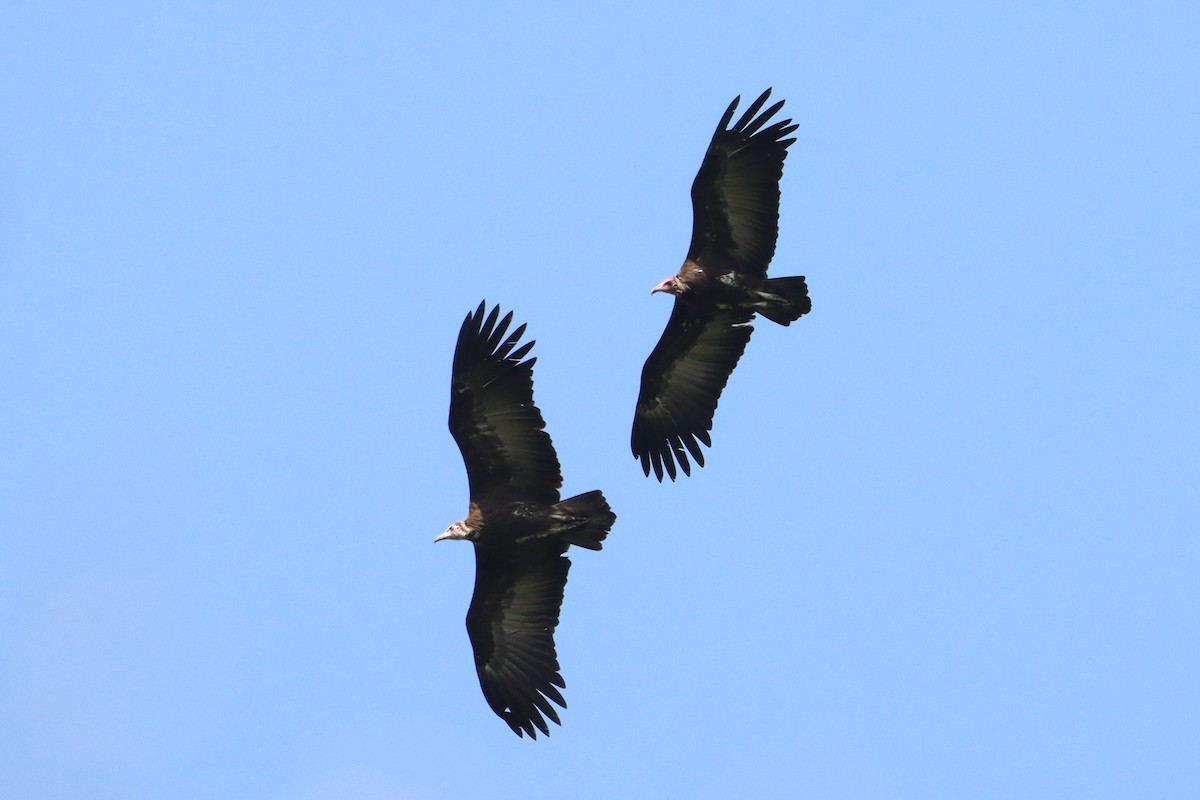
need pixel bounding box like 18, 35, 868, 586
651, 277, 684, 296
434, 520, 470, 543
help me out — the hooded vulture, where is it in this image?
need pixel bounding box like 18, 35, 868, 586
632, 88, 813, 481
438, 301, 616, 738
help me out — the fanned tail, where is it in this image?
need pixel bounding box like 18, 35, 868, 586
755, 275, 812, 326
551, 490, 616, 551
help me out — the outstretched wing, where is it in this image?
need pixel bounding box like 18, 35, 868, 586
688, 88, 798, 277
467, 539, 571, 739
632, 300, 755, 481
449, 302, 562, 505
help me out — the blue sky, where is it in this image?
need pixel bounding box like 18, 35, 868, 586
3, 2, 1198, 798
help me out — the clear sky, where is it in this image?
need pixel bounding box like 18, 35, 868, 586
3, 2, 1198, 798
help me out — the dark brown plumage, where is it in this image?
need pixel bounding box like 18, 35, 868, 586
438, 302, 616, 738
632, 89, 813, 481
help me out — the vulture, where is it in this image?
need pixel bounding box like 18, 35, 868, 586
437, 301, 616, 738
632, 88, 813, 481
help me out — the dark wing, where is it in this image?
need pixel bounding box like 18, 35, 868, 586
632, 300, 755, 481
688, 88, 798, 277
467, 538, 571, 739
449, 302, 562, 505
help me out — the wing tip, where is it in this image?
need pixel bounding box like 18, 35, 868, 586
496, 690, 567, 740
633, 432, 712, 482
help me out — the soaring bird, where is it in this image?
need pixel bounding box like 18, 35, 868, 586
632, 88, 812, 481
438, 301, 616, 738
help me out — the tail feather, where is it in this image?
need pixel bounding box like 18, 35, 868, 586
551, 490, 616, 551
756, 275, 811, 326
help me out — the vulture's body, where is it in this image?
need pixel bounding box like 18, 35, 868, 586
439, 302, 615, 738
632, 89, 812, 481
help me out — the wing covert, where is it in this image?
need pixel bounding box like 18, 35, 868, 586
632, 301, 754, 481
449, 302, 562, 504
688, 88, 798, 277
466, 539, 571, 739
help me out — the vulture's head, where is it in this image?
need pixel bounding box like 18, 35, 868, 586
435, 520, 476, 543
651, 276, 685, 296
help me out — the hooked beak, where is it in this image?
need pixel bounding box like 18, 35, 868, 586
651, 279, 673, 295
434, 530, 455, 543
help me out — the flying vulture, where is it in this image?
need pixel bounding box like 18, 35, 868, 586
437, 302, 616, 738
632, 88, 813, 481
